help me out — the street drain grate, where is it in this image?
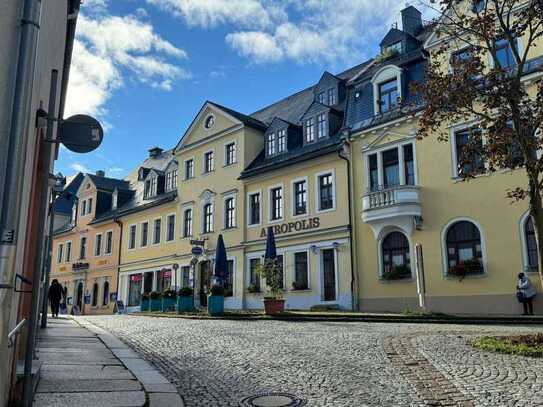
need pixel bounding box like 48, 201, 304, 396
239, 392, 307, 407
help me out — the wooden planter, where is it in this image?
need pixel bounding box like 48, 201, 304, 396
207, 295, 224, 316
140, 298, 149, 312
263, 298, 285, 315
177, 296, 194, 313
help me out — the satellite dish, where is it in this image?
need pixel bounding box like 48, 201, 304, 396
59, 114, 103, 153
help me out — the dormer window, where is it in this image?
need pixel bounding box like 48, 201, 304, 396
267, 129, 287, 157
144, 180, 151, 198
277, 129, 286, 152
165, 170, 178, 191
327, 88, 337, 105
305, 118, 315, 143
385, 41, 402, 54
379, 79, 399, 113
144, 177, 158, 198
317, 113, 327, 138
317, 91, 326, 104
267, 133, 276, 155
371, 65, 403, 116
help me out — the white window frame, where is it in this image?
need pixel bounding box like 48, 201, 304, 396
223, 193, 237, 230
224, 256, 236, 297
371, 65, 403, 115
224, 141, 237, 166
268, 183, 284, 224
290, 176, 309, 218
292, 250, 311, 290
57, 243, 64, 264
246, 253, 263, 287
519, 210, 538, 273
376, 228, 414, 281
128, 224, 137, 250
315, 169, 336, 214
140, 221, 149, 248
449, 122, 488, 179
184, 157, 195, 180
152, 217, 162, 246
202, 202, 214, 234
247, 190, 262, 228
166, 213, 176, 243
202, 149, 215, 174
182, 206, 194, 238
441, 217, 488, 278
94, 233, 103, 257
65, 240, 72, 262
104, 230, 113, 255
318, 246, 339, 303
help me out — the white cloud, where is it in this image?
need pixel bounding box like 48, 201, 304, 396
70, 163, 90, 173
108, 166, 125, 173
225, 31, 283, 63
65, 8, 190, 118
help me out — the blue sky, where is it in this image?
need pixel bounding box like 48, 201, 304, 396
58, 0, 436, 179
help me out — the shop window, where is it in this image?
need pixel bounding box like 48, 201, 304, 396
249, 258, 261, 291
293, 252, 309, 290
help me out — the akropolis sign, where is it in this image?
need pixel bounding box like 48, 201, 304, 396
260, 217, 321, 238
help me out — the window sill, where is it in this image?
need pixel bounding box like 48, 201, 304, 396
379, 277, 414, 284
268, 218, 284, 225
290, 288, 311, 292
202, 170, 215, 176
247, 223, 261, 229
316, 207, 336, 214
222, 227, 237, 231
223, 162, 237, 168
445, 272, 486, 280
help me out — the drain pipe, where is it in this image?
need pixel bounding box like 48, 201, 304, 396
114, 218, 123, 308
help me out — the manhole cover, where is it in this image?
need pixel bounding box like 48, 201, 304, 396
239, 392, 307, 407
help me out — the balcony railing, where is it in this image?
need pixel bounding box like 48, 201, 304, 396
362, 185, 422, 224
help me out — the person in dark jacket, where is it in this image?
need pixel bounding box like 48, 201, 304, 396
517, 273, 537, 315
48, 279, 63, 318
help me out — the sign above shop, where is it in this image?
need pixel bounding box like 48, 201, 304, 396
190, 239, 206, 246
191, 246, 204, 256
260, 217, 321, 238
72, 262, 89, 271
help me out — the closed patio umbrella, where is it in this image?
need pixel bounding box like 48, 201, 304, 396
264, 226, 277, 261
213, 234, 228, 286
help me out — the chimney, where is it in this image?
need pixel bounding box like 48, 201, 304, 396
95, 170, 105, 177
401, 6, 422, 37
148, 146, 163, 158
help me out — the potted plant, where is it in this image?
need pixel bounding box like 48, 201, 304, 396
247, 283, 260, 294
207, 284, 224, 316
382, 264, 411, 281
177, 287, 195, 313
162, 289, 177, 312
448, 262, 467, 281
140, 292, 150, 312
149, 291, 162, 311
256, 259, 285, 315
463, 258, 483, 274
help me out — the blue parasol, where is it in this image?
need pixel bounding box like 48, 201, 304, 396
213, 234, 228, 285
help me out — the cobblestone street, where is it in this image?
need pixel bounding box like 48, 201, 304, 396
80, 316, 543, 407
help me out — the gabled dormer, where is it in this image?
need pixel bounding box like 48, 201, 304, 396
264, 118, 302, 158
143, 169, 165, 199
378, 6, 423, 61
163, 160, 178, 192
300, 102, 343, 145
138, 167, 150, 181
313, 71, 346, 107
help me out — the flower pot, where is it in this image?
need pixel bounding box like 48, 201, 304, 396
177, 296, 194, 313
140, 298, 149, 312
207, 295, 224, 316
263, 298, 285, 315
162, 297, 176, 312
150, 298, 162, 312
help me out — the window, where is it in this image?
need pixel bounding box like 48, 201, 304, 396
294, 252, 309, 290
404, 144, 415, 185
381, 232, 411, 279
318, 173, 334, 211
446, 221, 484, 275
317, 91, 326, 104
203, 204, 213, 233
225, 142, 236, 165
317, 113, 327, 139
224, 198, 235, 229
141, 222, 149, 247
151, 178, 157, 196
327, 88, 337, 105
224, 260, 234, 297
249, 258, 260, 291
183, 208, 193, 237
378, 79, 399, 113
451, 47, 475, 73
65, 241, 72, 262
386, 41, 402, 54
293, 180, 307, 216
128, 225, 136, 249
267, 133, 276, 155
472, 0, 485, 12
454, 128, 485, 177
157, 269, 171, 292
383, 148, 399, 188
495, 38, 516, 70
57, 244, 64, 264
153, 218, 161, 245
103, 281, 110, 306
105, 231, 113, 254
369, 154, 379, 192
94, 234, 102, 256
88, 198, 93, 215
270, 187, 283, 221
525, 216, 538, 271
92, 283, 99, 307
144, 180, 151, 198
305, 118, 315, 143
185, 159, 194, 180
181, 266, 190, 287
249, 193, 260, 225
82, 200, 87, 216
167, 214, 175, 242
172, 170, 178, 188
166, 170, 178, 191
79, 237, 87, 259
204, 151, 214, 173
277, 129, 286, 153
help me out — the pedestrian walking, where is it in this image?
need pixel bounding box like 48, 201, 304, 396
517, 273, 536, 315
48, 279, 63, 318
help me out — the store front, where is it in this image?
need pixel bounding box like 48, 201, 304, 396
119, 265, 175, 312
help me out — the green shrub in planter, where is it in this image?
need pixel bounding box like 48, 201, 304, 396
140, 292, 150, 312
149, 291, 162, 311
162, 289, 177, 312
382, 264, 411, 281
177, 287, 194, 313
208, 284, 224, 316
247, 283, 260, 294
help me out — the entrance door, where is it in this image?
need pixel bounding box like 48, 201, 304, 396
128, 274, 142, 306
76, 282, 84, 309
199, 261, 212, 307
143, 272, 153, 294
322, 249, 336, 301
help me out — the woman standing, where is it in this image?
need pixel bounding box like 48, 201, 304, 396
48, 279, 63, 318
517, 273, 536, 315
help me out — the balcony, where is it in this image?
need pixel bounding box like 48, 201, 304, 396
362, 185, 422, 237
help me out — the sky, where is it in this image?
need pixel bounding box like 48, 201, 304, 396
57, 0, 437, 179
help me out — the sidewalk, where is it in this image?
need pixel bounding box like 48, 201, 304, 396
33, 316, 184, 407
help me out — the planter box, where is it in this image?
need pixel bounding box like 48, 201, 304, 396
177, 296, 194, 313
263, 299, 285, 315
150, 298, 162, 312
207, 295, 224, 316
162, 297, 176, 312
140, 299, 149, 312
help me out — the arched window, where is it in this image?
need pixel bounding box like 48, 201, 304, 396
446, 220, 483, 275
381, 231, 411, 280
92, 283, 99, 307
524, 216, 538, 270
103, 281, 110, 306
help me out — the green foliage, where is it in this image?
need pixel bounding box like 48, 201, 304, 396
209, 284, 224, 296
247, 283, 260, 293
141, 292, 150, 300
448, 258, 483, 280
382, 264, 411, 280
471, 335, 543, 358
149, 291, 161, 300
178, 287, 194, 297
255, 259, 284, 299
374, 47, 400, 64
162, 289, 177, 299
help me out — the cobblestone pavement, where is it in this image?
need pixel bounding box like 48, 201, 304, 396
80, 316, 543, 407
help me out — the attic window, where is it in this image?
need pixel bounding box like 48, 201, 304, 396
386, 41, 402, 54
317, 91, 326, 104
327, 88, 337, 105
267, 129, 287, 157
204, 115, 215, 129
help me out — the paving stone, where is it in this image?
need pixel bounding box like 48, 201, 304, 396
33, 391, 145, 407
41, 365, 134, 380
149, 392, 185, 407
143, 383, 179, 393
37, 379, 141, 393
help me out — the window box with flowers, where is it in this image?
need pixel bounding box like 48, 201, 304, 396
247, 283, 260, 294
448, 259, 484, 281
381, 264, 412, 281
